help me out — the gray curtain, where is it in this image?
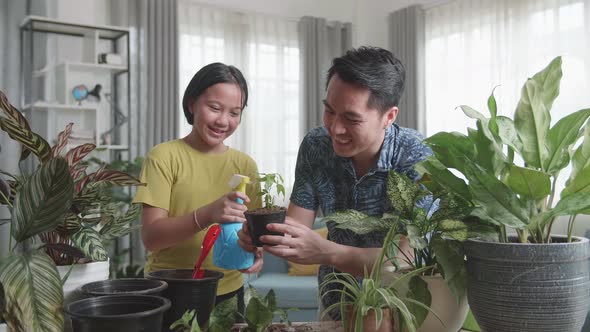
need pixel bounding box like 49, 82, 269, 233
110, 0, 179, 268
0, 0, 46, 258
389, 5, 426, 134
298, 16, 352, 134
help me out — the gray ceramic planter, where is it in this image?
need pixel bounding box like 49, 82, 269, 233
464, 235, 590, 332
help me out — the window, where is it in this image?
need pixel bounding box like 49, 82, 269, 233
178, 2, 300, 203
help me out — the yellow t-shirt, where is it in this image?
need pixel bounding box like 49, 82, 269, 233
133, 139, 261, 296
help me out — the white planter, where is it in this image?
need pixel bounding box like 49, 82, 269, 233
0, 323, 7, 332
418, 275, 469, 332
57, 259, 110, 305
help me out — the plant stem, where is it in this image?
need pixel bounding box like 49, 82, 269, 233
546, 174, 559, 211
567, 215, 577, 242
500, 225, 507, 243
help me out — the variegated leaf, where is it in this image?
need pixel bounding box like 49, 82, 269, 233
326, 209, 391, 234
91, 169, 145, 187
387, 171, 424, 219
0, 117, 51, 163
50, 123, 73, 157
100, 203, 142, 241
0, 90, 33, 161
55, 213, 82, 234
71, 226, 108, 261
69, 164, 88, 182
0, 251, 64, 332
64, 143, 95, 167
11, 158, 73, 242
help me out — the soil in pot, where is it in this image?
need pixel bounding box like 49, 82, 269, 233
79, 278, 168, 297
65, 294, 170, 332
245, 207, 286, 247
145, 269, 223, 330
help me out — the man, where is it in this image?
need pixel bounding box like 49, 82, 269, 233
238, 46, 432, 319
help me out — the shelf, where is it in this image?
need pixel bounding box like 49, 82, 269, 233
22, 102, 98, 112
96, 145, 129, 151
33, 62, 128, 77
20, 15, 129, 40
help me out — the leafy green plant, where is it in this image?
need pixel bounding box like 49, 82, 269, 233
320, 223, 431, 332
170, 297, 237, 332
0, 90, 144, 331
255, 173, 285, 209
418, 56, 590, 243
239, 286, 293, 332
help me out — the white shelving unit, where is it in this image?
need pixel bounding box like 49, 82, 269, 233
20, 16, 130, 156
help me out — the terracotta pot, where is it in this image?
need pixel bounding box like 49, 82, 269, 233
345, 307, 394, 332
245, 207, 286, 247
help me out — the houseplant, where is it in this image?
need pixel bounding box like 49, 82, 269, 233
418, 56, 590, 331
246, 173, 287, 247
325, 170, 495, 331
0, 90, 144, 331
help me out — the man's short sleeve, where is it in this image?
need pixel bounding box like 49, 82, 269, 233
289, 133, 319, 211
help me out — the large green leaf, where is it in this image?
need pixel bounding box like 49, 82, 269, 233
424, 132, 475, 173
464, 161, 529, 228
470, 119, 505, 176
571, 123, 590, 181
514, 79, 550, 169
432, 238, 466, 303
415, 158, 471, 202
71, 226, 108, 261
562, 165, 590, 198
406, 276, 430, 327
244, 297, 273, 331
11, 158, 73, 243
550, 191, 590, 218
505, 165, 551, 200
530, 56, 563, 111
0, 251, 63, 332
459, 105, 485, 122
496, 116, 523, 153
545, 109, 590, 174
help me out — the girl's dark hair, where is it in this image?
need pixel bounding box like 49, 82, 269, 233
182, 63, 248, 124
327, 46, 406, 113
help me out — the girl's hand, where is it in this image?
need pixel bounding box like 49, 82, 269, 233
207, 191, 250, 223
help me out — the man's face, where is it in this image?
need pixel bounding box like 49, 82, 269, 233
323, 74, 398, 163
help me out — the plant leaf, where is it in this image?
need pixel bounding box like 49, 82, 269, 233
415, 158, 471, 202
0, 251, 63, 332
550, 191, 590, 218
64, 143, 96, 167
245, 297, 273, 331
571, 123, 590, 181
387, 171, 422, 218
432, 238, 466, 302
438, 219, 468, 241
71, 226, 108, 261
458, 105, 485, 121
464, 161, 528, 228
505, 164, 551, 200
0, 117, 51, 163
496, 116, 523, 153
545, 108, 590, 174
0, 90, 33, 161
51, 123, 73, 157
406, 275, 431, 326
562, 165, 590, 198
91, 169, 145, 187
11, 158, 73, 242
99, 203, 142, 241
514, 79, 549, 169
406, 225, 427, 250
470, 119, 505, 176
208, 297, 237, 332
327, 210, 391, 234
531, 56, 562, 111
424, 132, 475, 173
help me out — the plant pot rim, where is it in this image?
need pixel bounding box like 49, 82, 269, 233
467, 234, 588, 246
145, 269, 223, 283
78, 278, 168, 296
64, 294, 171, 320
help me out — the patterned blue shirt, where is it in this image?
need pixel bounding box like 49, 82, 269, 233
289, 124, 432, 319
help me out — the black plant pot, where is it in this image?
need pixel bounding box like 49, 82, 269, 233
145, 269, 223, 330
65, 295, 170, 332
245, 207, 286, 247
465, 235, 590, 332
79, 278, 168, 297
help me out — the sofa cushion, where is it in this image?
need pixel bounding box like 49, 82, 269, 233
248, 273, 318, 308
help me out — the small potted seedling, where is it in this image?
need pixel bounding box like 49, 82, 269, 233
245, 173, 286, 247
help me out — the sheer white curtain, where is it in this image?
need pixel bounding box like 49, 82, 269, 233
177, 2, 300, 204
424, 0, 590, 136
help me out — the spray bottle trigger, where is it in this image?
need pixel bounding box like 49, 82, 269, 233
236, 198, 244, 205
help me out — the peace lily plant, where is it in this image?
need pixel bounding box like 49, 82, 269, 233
0, 90, 143, 331
418, 56, 590, 243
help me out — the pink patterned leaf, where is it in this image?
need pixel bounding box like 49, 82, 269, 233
51, 123, 74, 157
64, 143, 96, 167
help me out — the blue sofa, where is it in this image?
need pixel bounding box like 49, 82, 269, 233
243, 220, 325, 322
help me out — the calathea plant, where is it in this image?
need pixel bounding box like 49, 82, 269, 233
418, 56, 590, 243
0, 90, 143, 331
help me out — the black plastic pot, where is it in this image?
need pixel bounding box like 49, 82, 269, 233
245, 208, 286, 247
145, 269, 223, 330
465, 235, 590, 332
65, 295, 170, 332
79, 278, 168, 297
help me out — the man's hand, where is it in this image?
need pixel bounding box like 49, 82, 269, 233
260, 218, 334, 265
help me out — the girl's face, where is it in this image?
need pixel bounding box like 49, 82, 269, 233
189, 82, 243, 153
